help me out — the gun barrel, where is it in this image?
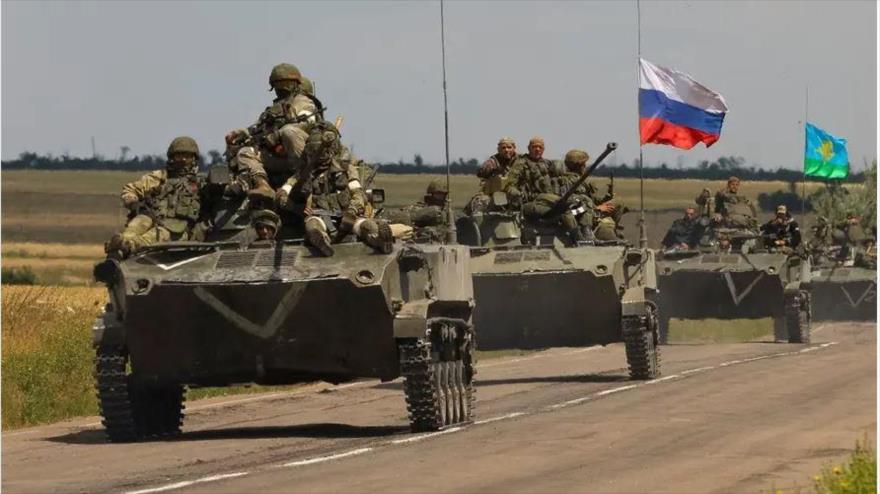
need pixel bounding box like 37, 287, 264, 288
553, 142, 617, 210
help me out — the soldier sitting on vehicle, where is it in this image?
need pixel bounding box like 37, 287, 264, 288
105, 136, 207, 259
225, 63, 323, 202
466, 137, 519, 215
251, 209, 281, 242
276, 122, 393, 256
695, 176, 757, 230
662, 207, 702, 250
760, 204, 801, 251
383, 180, 454, 243
554, 149, 627, 242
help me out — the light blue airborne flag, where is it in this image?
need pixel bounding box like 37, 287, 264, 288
804, 123, 849, 179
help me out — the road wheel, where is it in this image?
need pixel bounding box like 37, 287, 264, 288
94, 344, 185, 442
785, 290, 811, 344
623, 304, 661, 380
399, 319, 475, 432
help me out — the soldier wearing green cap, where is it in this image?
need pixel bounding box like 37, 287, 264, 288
105, 136, 207, 259
251, 209, 281, 241
225, 63, 323, 202
276, 121, 393, 256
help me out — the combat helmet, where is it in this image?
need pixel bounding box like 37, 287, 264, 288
426, 179, 449, 195
304, 121, 341, 165
564, 149, 589, 172
301, 76, 315, 95
166, 136, 200, 159
269, 63, 302, 87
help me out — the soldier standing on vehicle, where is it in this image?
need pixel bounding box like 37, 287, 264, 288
503, 137, 556, 206
662, 207, 702, 250
225, 63, 321, 202
466, 137, 519, 215
696, 176, 757, 229
105, 136, 206, 259
277, 122, 393, 256
760, 204, 801, 250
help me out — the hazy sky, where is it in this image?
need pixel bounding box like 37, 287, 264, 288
2, 1, 876, 170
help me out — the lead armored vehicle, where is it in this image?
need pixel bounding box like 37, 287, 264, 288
654, 230, 812, 344
456, 143, 660, 380
93, 210, 476, 441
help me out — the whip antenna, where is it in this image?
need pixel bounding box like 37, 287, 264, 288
440, 0, 457, 243
636, 0, 647, 249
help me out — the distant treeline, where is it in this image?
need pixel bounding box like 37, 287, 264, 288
1, 151, 868, 183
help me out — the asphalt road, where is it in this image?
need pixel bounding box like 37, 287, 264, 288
2, 322, 874, 494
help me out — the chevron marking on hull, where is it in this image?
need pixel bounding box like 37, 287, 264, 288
840, 282, 876, 308
193, 284, 305, 338
723, 271, 765, 306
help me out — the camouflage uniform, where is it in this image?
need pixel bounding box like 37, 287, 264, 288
662, 215, 701, 249
251, 209, 281, 241
697, 177, 757, 230
384, 180, 452, 243
279, 122, 392, 256
227, 64, 322, 196
466, 137, 518, 215
107, 137, 205, 258
553, 149, 627, 241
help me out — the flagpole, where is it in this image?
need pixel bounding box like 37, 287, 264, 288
802, 85, 808, 214
636, 0, 647, 249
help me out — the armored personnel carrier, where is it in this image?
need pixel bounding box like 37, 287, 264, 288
654, 230, 812, 344
93, 226, 476, 442
456, 143, 661, 380
807, 245, 876, 321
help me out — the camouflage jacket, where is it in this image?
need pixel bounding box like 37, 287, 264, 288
383, 202, 453, 243
503, 155, 557, 204
662, 217, 702, 248
121, 169, 204, 233
285, 156, 366, 218
477, 153, 516, 180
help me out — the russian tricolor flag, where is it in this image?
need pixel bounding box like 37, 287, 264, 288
639, 58, 728, 150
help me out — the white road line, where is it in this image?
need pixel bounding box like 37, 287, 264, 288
390, 427, 463, 445
282, 447, 374, 468
474, 412, 526, 425
117, 339, 842, 494
124, 472, 249, 494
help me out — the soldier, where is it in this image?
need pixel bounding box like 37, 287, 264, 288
478, 137, 517, 185
717, 232, 734, 254
384, 180, 452, 242
251, 209, 281, 241
556, 148, 627, 242
278, 122, 393, 256
503, 136, 556, 207
696, 176, 757, 229
225, 63, 321, 200
105, 136, 206, 259
760, 204, 801, 250
662, 207, 702, 250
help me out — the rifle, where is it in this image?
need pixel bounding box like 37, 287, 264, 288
543, 142, 617, 218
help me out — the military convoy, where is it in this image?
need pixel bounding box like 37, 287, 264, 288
93, 233, 476, 441
457, 143, 661, 380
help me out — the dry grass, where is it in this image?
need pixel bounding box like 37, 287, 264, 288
1, 286, 106, 427
2, 242, 105, 259
669, 318, 775, 343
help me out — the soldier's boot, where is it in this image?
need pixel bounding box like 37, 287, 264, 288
304, 217, 335, 257
105, 233, 131, 260
247, 176, 276, 208
355, 218, 394, 254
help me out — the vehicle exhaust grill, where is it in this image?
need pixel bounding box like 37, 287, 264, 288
215, 251, 258, 269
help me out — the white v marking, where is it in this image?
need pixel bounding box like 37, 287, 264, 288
723, 271, 765, 306
840, 282, 876, 308
193, 284, 306, 339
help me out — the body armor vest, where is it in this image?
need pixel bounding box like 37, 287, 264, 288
152, 174, 202, 233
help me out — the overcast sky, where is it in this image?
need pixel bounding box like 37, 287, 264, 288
2, 0, 876, 170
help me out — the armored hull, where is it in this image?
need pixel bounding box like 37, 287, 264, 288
809, 265, 876, 321
93, 240, 477, 440
471, 245, 637, 349
654, 251, 812, 344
